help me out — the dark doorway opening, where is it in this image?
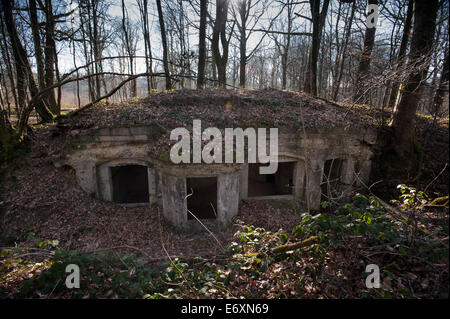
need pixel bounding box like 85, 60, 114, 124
321, 158, 344, 201
248, 162, 295, 197
111, 165, 149, 203
186, 177, 217, 220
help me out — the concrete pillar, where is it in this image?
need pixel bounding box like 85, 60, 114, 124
239, 164, 249, 200
217, 172, 240, 227
305, 159, 324, 211
97, 164, 113, 201
293, 160, 306, 199
161, 174, 187, 228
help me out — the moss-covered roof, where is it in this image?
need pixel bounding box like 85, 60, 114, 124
66, 89, 378, 132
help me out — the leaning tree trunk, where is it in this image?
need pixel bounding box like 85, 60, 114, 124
0, 16, 19, 115
390, 0, 439, 158
1, 0, 53, 131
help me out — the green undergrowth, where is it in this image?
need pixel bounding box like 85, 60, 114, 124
1, 190, 448, 299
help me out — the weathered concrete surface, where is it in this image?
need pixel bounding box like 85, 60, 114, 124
161, 174, 186, 228
217, 172, 240, 227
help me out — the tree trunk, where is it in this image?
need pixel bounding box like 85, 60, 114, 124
0, 15, 19, 115
137, 0, 154, 92
212, 0, 230, 89
238, 0, 248, 88
332, 0, 356, 101
29, 0, 45, 91
156, 0, 172, 90
353, 0, 378, 104
197, 0, 208, 89
121, 0, 136, 97
304, 0, 330, 96
388, 0, 414, 109
1, 0, 53, 130
390, 0, 439, 158
431, 48, 449, 123
44, 0, 58, 114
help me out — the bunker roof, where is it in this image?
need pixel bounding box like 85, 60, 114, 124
66, 89, 378, 132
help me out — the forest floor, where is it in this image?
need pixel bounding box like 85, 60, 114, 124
0, 101, 448, 299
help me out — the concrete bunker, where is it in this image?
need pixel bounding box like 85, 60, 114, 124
60, 89, 379, 230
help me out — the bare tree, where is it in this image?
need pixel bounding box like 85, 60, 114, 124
156, 0, 172, 90
121, 0, 137, 97
212, 0, 233, 88
431, 48, 449, 123
1, 0, 53, 125
331, 0, 356, 101
232, 0, 266, 88
303, 0, 330, 96
353, 0, 378, 103
137, 0, 155, 92
197, 0, 208, 89
387, 0, 414, 109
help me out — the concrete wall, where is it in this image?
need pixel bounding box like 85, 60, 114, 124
61, 125, 378, 229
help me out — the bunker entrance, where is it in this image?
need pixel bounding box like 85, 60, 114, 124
248, 162, 295, 197
321, 158, 344, 201
111, 165, 149, 203
186, 177, 218, 220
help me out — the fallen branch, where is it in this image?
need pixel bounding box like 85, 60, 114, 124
425, 195, 449, 208
272, 236, 319, 254
61, 73, 154, 118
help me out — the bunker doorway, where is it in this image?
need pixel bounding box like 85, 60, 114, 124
111, 165, 149, 203
186, 177, 217, 220
248, 162, 295, 197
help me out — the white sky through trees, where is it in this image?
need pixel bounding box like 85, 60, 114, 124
55, 0, 401, 74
